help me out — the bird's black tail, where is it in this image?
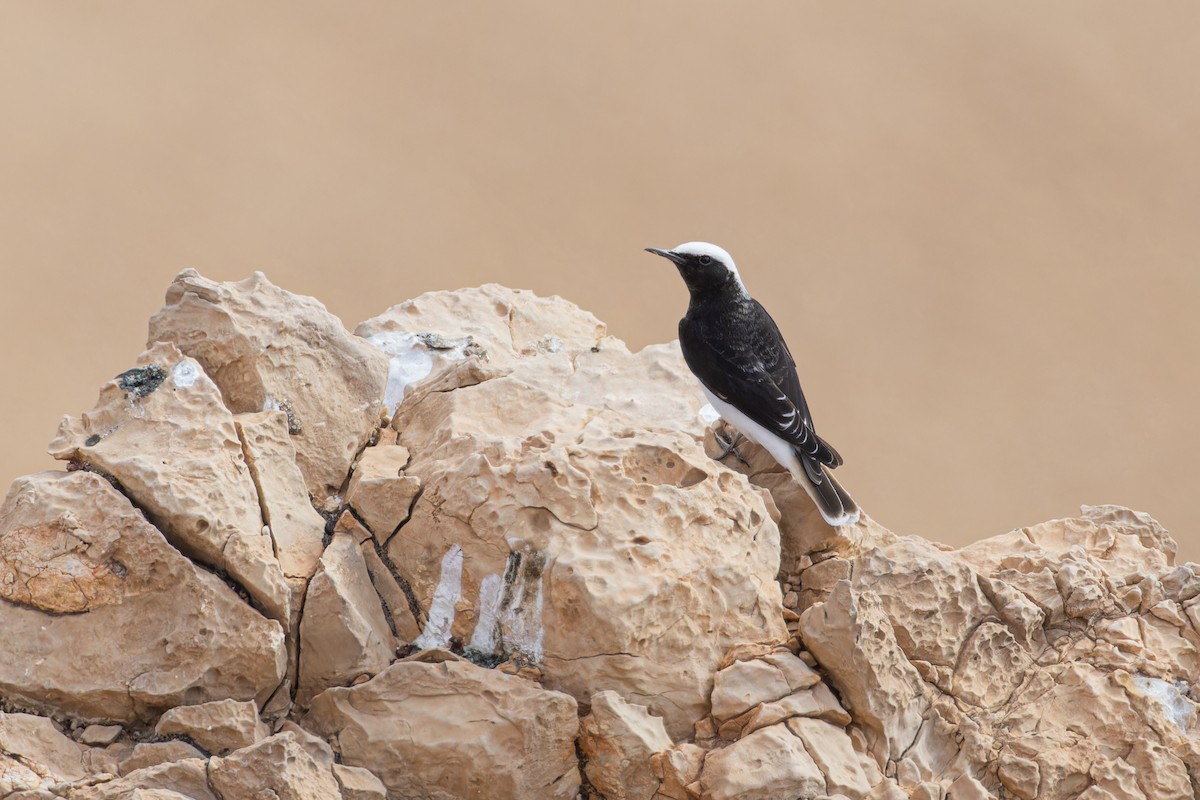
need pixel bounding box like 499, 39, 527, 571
794, 451, 860, 527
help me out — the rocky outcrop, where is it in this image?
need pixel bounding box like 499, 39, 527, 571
305, 657, 581, 799
0, 470, 285, 723
48, 341, 292, 623
365, 285, 786, 738
146, 269, 390, 506
0, 712, 86, 795
0, 272, 1196, 799
154, 699, 270, 755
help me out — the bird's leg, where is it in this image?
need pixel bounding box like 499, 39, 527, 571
713, 429, 749, 466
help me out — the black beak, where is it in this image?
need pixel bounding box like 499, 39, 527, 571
645, 247, 687, 266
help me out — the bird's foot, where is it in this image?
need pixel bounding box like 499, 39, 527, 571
713, 430, 748, 466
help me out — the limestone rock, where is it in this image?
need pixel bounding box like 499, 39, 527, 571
48, 341, 290, 622
699, 723, 825, 800
64, 760, 216, 800
710, 650, 820, 721
799, 581, 927, 763
10, 277, 1200, 800
375, 286, 785, 737
786, 717, 872, 797
332, 763, 387, 800
78, 725, 123, 746
356, 536, 423, 642
207, 731, 341, 800
296, 533, 396, 708
147, 269, 389, 503
344, 444, 421, 541
0, 712, 86, 795
305, 659, 580, 800
233, 410, 327, 584
0, 471, 285, 722
118, 741, 205, 775
579, 690, 672, 800
651, 743, 705, 800
154, 699, 270, 756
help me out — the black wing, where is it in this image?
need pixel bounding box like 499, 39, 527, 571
679, 301, 842, 470
751, 300, 843, 468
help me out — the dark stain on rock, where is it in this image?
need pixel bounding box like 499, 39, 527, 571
116, 365, 167, 399
275, 399, 303, 435
84, 434, 102, 447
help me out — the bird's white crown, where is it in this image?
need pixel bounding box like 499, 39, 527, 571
671, 242, 746, 293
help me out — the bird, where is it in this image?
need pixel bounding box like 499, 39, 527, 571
646, 242, 859, 527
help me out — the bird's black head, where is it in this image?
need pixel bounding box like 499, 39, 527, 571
645, 242, 746, 298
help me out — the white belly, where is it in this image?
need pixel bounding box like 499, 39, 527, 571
700, 386, 805, 484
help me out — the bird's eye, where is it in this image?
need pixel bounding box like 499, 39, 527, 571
699, 255, 712, 265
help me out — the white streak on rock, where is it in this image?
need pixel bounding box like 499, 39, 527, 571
172, 360, 200, 389
412, 544, 463, 650
468, 573, 504, 655
1132, 674, 1197, 732
501, 564, 545, 663
366, 332, 435, 416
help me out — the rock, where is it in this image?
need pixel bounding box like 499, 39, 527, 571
65, 760, 216, 800
344, 444, 421, 542
699, 723, 826, 800
78, 725, 123, 746
786, 718, 873, 797
651, 743, 705, 800
0, 712, 86, 795
376, 285, 786, 737
710, 651, 820, 721
207, 731, 341, 800
799, 581, 927, 763
154, 699, 270, 756
0, 471, 285, 722
147, 269, 390, 505
305, 659, 580, 799
997, 752, 1040, 800
332, 763, 387, 800
296, 533, 396, 708
357, 537, 423, 642
118, 741, 205, 775
853, 539, 994, 668
10, 277, 1200, 800
233, 410, 327, 585
355, 283, 606, 379
48, 342, 291, 623
81, 742, 127, 776
578, 690, 672, 800
738, 681, 852, 734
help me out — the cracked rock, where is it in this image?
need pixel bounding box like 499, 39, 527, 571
4, 276, 1200, 800
49, 341, 291, 623
64, 759, 216, 800
147, 269, 390, 504
344, 443, 421, 541
154, 699, 270, 756
0, 471, 285, 723
0, 712, 86, 795
578, 690, 672, 800
304, 658, 580, 800
207, 731, 341, 800
296, 532, 397, 709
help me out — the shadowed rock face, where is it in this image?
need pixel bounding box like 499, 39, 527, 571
0, 272, 1197, 799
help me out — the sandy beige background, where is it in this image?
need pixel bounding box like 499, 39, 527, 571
1, 2, 1197, 559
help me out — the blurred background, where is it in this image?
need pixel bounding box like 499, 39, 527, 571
2, 2, 1197, 558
